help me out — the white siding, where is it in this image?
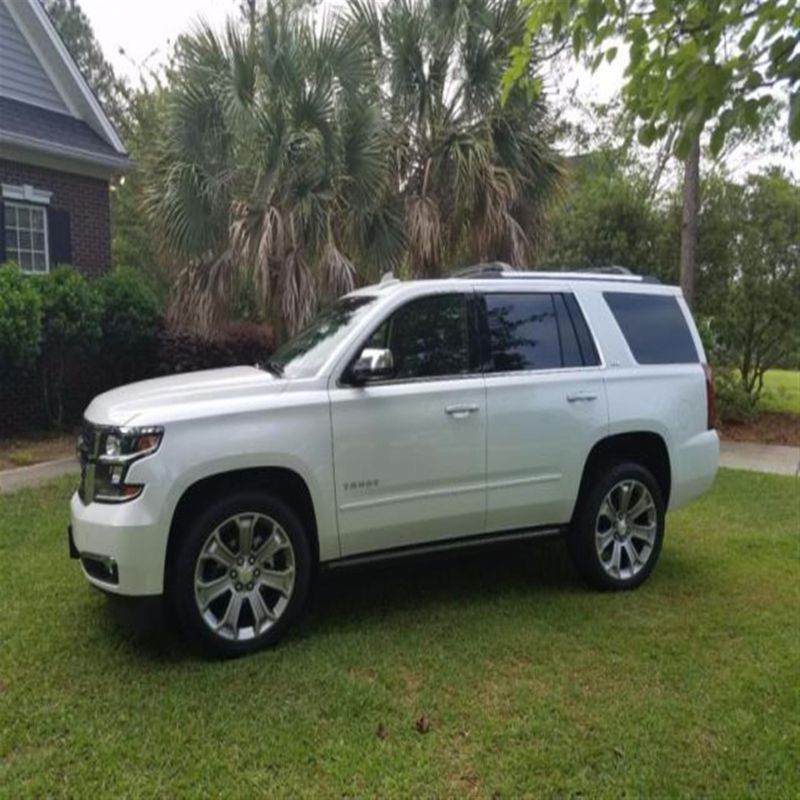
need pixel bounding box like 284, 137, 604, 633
0, 1, 68, 113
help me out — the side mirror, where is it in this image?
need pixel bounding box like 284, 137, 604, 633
349, 348, 394, 385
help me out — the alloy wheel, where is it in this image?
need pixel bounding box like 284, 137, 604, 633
594, 479, 657, 581
193, 512, 296, 641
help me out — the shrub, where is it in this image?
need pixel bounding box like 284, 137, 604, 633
715, 368, 759, 424
219, 321, 276, 366
156, 321, 275, 375
96, 267, 161, 383
0, 264, 42, 370
34, 266, 103, 428
36, 266, 103, 348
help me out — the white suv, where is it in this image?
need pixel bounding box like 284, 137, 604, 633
70, 266, 719, 655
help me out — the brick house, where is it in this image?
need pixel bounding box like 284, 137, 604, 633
0, 0, 131, 276
0, 0, 130, 436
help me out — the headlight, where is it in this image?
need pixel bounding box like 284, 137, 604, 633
80, 425, 163, 503
105, 434, 122, 458
98, 427, 163, 463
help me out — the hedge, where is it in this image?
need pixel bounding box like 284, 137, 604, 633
0, 264, 275, 435
0, 265, 42, 368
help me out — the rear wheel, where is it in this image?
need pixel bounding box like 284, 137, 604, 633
568, 461, 665, 590
172, 491, 311, 656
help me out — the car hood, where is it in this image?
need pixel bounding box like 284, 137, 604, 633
84, 366, 288, 427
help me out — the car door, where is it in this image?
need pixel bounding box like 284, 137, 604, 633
329, 291, 487, 557
481, 290, 609, 532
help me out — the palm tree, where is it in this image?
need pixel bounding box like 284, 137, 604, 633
144, 0, 561, 334
145, 3, 391, 334
340, 0, 563, 277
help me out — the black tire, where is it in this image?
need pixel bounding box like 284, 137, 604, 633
170, 490, 311, 657
568, 461, 665, 591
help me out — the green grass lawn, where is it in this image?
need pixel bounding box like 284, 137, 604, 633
761, 369, 800, 415
1, 472, 798, 798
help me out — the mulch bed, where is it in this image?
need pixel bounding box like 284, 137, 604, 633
719, 412, 800, 447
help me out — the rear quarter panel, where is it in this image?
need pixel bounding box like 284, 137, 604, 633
577, 284, 719, 510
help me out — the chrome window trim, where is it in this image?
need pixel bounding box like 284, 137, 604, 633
482, 364, 606, 381
339, 371, 486, 389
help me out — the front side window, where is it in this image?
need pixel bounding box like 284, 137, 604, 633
4, 202, 48, 273
484, 293, 562, 372
368, 293, 471, 380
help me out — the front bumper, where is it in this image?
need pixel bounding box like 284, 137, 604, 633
69, 491, 168, 596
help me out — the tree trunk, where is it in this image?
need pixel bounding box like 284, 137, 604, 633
680, 135, 701, 308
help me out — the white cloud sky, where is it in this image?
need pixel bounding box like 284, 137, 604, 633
79, 0, 234, 81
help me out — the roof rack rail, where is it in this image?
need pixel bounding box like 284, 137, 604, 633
451, 262, 515, 279
582, 265, 633, 275
450, 264, 660, 285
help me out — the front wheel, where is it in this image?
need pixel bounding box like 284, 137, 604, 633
568, 462, 665, 590
171, 491, 311, 656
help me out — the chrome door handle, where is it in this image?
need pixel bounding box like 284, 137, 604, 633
566, 392, 598, 403
445, 403, 480, 418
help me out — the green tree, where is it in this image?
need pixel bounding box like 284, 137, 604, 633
144, 4, 391, 334
504, 0, 800, 306
43, 0, 129, 127
340, 0, 563, 276
540, 151, 669, 273
111, 87, 166, 286
710, 170, 800, 407
144, 0, 562, 335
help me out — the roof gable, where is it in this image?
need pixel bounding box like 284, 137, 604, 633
0, 0, 129, 173
0, 2, 67, 113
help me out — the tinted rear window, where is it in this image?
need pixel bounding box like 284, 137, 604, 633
604, 292, 698, 364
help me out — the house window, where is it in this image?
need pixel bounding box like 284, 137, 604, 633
4, 202, 49, 273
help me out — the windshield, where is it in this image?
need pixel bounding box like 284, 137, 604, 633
267, 296, 377, 379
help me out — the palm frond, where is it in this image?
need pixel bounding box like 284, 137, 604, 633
319, 239, 358, 297
145, 0, 562, 338
168, 248, 235, 332
406, 193, 442, 276
280, 250, 317, 334
340, 0, 383, 59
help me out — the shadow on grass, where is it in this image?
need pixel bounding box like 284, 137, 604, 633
98, 537, 579, 660
309, 537, 577, 622
99, 594, 186, 661
97, 535, 701, 661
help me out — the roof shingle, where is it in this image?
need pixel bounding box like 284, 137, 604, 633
0, 96, 130, 169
